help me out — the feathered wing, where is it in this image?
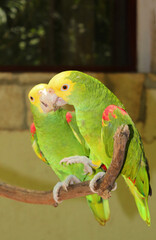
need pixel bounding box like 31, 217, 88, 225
30, 122, 49, 164
101, 105, 151, 225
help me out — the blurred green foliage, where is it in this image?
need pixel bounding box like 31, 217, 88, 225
0, 0, 117, 66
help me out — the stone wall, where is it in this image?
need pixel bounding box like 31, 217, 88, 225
0, 72, 156, 141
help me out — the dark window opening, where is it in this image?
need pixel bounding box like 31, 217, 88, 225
0, 0, 136, 72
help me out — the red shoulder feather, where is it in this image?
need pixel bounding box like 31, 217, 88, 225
102, 105, 127, 121
30, 122, 36, 137
66, 112, 73, 123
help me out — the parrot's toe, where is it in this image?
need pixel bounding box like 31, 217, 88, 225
53, 182, 64, 203
53, 175, 81, 203
89, 172, 105, 193
83, 164, 94, 175
89, 172, 117, 194
64, 175, 81, 185
111, 182, 117, 191
60, 156, 97, 175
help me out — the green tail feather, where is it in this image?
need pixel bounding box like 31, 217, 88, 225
123, 176, 151, 226
86, 194, 110, 226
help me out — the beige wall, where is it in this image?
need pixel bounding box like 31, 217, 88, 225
0, 72, 156, 240
137, 0, 156, 72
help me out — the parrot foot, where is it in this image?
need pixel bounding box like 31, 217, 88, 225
53, 175, 81, 203
89, 172, 105, 193
89, 172, 117, 193
60, 156, 97, 175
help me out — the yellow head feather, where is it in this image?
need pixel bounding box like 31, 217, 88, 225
28, 84, 47, 112
48, 71, 75, 101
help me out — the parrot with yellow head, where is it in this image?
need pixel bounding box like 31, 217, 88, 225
47, 70, 152, 226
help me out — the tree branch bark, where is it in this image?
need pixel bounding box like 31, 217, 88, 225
94, 124, 130, 198
0, 125, 130, 206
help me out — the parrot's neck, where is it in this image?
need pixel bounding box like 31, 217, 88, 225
32, 106, 64, 130
31, 107, 69, 161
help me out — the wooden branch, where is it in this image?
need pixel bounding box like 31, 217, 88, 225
0, 125, 130, 205
94, 124, 130, 198
0, 181, 92, 207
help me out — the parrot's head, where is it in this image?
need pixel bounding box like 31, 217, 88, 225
28, 84, 48, 113
47, 70, 98, 108
28, 83, 66, 113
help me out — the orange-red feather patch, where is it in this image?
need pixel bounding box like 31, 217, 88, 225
31, 122, 36, 137
102, 105, 127, 121
66, 112, 73, 123
101, 164, 107, 171
128, 176, 136, 184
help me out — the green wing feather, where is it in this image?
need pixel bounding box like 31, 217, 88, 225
101, 105, 151, 225
30, 122, 49, 165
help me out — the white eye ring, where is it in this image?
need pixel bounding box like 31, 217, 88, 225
61, 84, 69, 91
30, 96, 35, 102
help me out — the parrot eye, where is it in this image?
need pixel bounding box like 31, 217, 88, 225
30, 96, 34, 102
61, 84, 69, 91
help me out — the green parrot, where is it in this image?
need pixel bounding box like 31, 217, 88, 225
28, 83, 111, 226
47, 70, 152, 226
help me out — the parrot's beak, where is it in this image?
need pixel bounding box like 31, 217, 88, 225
47, 88, 67, 108
39, 89, 66, 113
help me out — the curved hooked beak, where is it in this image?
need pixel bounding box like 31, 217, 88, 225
39, 88, 67, 113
